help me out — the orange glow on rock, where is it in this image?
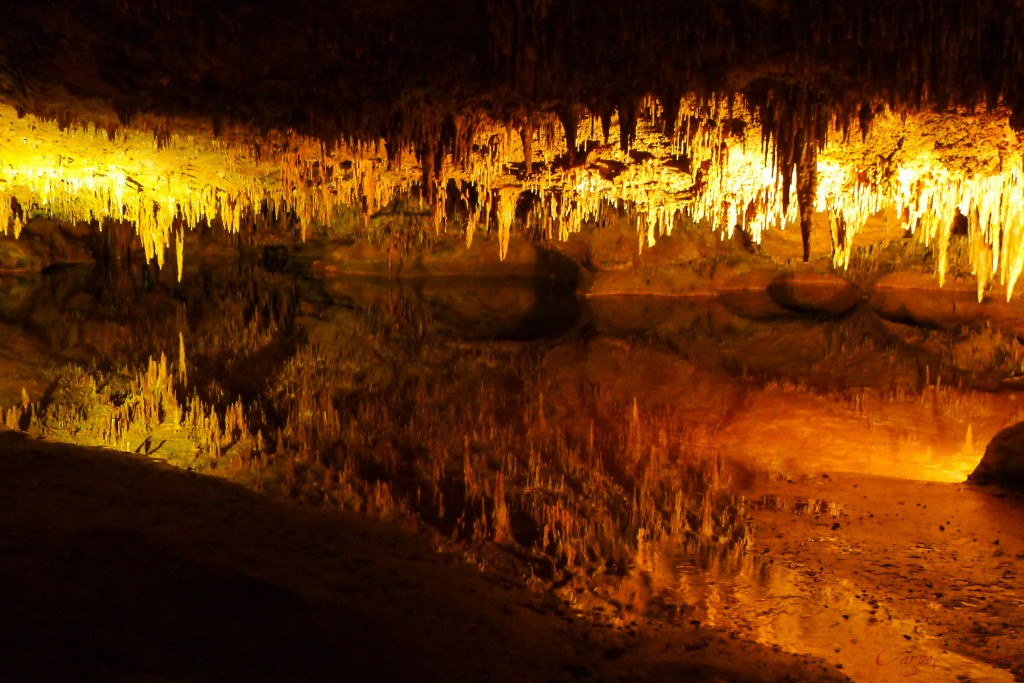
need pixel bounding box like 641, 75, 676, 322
2, 98, 1024, 301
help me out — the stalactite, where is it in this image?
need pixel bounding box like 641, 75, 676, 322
496, 187, 516, 260
175, 228, 184, 282
0, 103, 424, 273
555, 107, 579, 166
178, 331, 187, 388
519, 118, 534, 176
4, 82, 1024, 302
796, 139, 817, 263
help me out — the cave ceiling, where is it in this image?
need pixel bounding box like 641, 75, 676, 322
2, 0, 1024, 295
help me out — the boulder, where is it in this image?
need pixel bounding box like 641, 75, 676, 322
868, 272, 1024, 333
969, 421, 1024, 489
767, 272, 860, 316
718, 268, 791, 319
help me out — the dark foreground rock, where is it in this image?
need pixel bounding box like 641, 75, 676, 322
970, 421, 1024, 489
0, 430, 850, 683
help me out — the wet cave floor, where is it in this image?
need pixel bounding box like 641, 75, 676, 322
0, 249, 1023, 682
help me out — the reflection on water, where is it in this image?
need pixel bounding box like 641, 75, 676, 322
2, 261, 1023, 678
629, 541, 1014, 682
586, 296, 1016, 484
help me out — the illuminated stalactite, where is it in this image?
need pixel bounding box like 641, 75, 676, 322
0, 104, 420, 278
3, 97, 1024, 301
496, 187, 516, 260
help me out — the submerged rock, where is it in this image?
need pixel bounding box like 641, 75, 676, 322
16, 218, 93, 270
767, 272, 860, 316
970, 421, 1024, 489
0, 238, 41, 272
311, 233, 581, 283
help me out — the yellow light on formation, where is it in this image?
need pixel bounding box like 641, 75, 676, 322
1, 99, 1023, 300
0, 103, 416, 279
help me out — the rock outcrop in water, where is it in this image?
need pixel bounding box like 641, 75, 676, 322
970, 421, 1024, 489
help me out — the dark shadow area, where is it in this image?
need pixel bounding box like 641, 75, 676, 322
0, 431, 586, 682
321, 246, 589, 342
0, 429, 858, 683
410, 278, 586, 342
3, 529, 346, 682
0, 431, 410, 682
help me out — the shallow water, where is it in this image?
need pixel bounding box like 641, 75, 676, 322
2, 261, 1022, 679
631, 541, 1015, 681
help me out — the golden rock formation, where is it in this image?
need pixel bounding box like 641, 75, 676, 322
2, 95, 1023, 301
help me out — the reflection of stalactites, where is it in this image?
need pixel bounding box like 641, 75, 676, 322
599, 109, 612, 145
519, 117, 534, 176
0, 193, 13, 237
360, 159, 376, 225
175, 228, 185, 282
178, 331, 188, 388
827, 209, 851, 269
659, 94, 682, 143
618, 97, 639, 153
858, 102, 875, 142
555, 107, 579, 166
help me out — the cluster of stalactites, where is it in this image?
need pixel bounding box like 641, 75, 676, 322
0, 93, 871, 273
0, 104, 419, 279
427, 96, 803, 258
5, 96, 1024, 301
813, 108, 1024, 301
428, 98, 1024, 301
